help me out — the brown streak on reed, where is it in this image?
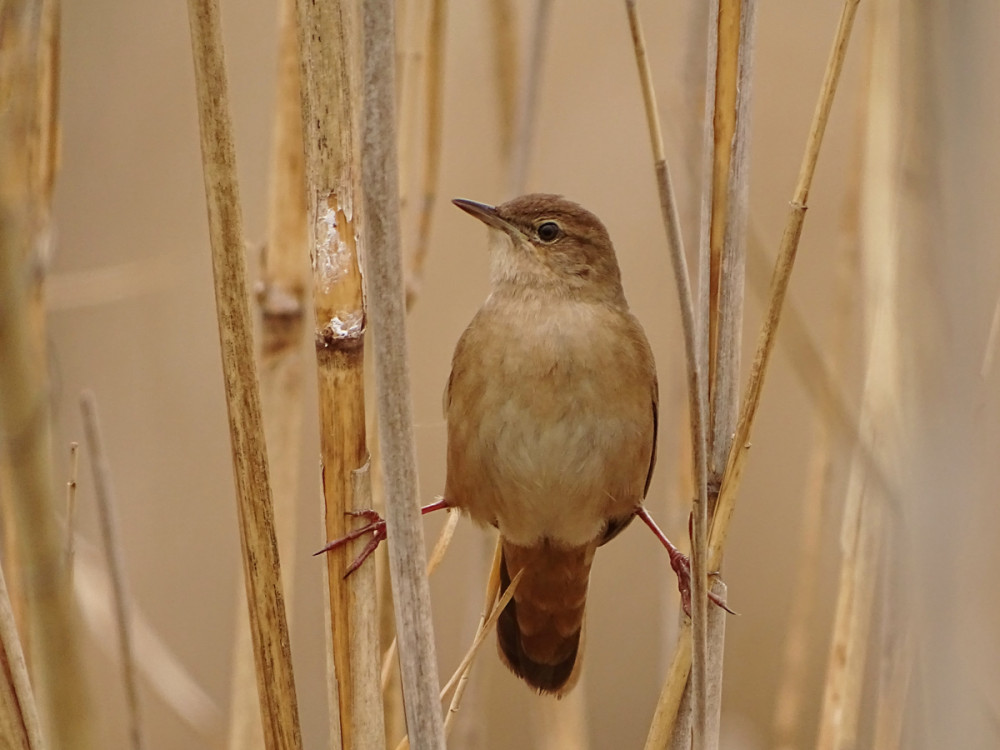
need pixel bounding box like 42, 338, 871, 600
228, 0, 309, 745
80, 392, 144, 750
645, 2, 862, 746
185, 1, 302, 747
361, 0, 446, 746
0, 0, 92, 746
63, 441, 78, 586
625, 3, 711, 746
293, 0, 384, 745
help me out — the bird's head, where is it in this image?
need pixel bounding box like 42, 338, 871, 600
453, 193, 626, 303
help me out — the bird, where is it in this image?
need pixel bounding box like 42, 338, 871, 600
442, 193, 659, 695
318, 193, 723, 696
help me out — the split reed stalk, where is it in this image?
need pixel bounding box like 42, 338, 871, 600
0, 1, 93, 746
361, 0, 445, 746
644, 2, 862, 746
185, 1, 302, 746
293, 0, 383, 745
227, 0, 309, 745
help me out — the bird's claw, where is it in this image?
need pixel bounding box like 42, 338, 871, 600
314, 509, 387, 578
670, 552, 736, 617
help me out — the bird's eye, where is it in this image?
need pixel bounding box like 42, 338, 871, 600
537, 221, 561, 243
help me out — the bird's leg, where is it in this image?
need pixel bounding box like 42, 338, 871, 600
315, 498, 451, 577
635, 507, 734, 616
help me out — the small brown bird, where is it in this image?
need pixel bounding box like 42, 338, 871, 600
319, 194, 723, 696
444, 194, 659, 695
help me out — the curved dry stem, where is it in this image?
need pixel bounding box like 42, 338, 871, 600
625, 1, 711, 741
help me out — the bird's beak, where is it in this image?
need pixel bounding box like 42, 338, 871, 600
452, 198, 521, 238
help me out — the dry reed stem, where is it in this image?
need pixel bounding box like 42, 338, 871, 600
0, 563, 43, 750
507, 0, 553, 195
228, 0, 308, 745
817, 4, 899, 745
645, 2, 862, 745
361, 0, 445, 745
771, 93, 861, 750
380, 509, 461, 691
185, 2, 302, 746
489, 0, 519, 158
293, 0, 385, 743
71, 544, 222, 738
405, 0, 446, 307
625, 3, 711, 745
79, 392, 144, 750
392, 557, 522, 750
705, 0, 755, 494
0, 1, 91, 746
63, 441, 78, 584
709, 0, 860, 573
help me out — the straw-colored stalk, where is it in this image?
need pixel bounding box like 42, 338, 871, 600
361, 0, 446, 744
0, 562, 43, 750
80, 392, 144, 750
624, 2, 711, 744
185, 1, 302, 747
770, 82, 862, 750
293, 0, 384, 745
227, 0, 308, 745
817, 2, 901, 746
63, 441, 79, 586
0, 1, 93, 746
644, 2, 862, 746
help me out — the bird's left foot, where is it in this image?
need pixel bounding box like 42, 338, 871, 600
635, 507, 735, 617
314, 509, 387, 577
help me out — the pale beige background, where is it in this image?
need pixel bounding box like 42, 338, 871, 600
44, 2, 996, 749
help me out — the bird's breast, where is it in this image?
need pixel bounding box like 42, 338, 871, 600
445, 297, 656, 547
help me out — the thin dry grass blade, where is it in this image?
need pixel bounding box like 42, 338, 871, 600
507, 0, 553, 195
490, 0, 518, 158
185, 0, 302, 745
625, 2, 710, 744
63, 441, 79, 585
80, 391, 144, 750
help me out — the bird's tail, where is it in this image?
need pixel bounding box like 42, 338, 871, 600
496, 538, 595, 696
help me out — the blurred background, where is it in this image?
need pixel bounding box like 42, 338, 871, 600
34, 0, 1000, 748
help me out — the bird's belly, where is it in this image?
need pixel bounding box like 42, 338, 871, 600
466, 381, 648, 547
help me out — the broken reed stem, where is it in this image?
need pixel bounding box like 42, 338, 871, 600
361, 0, 446, 746
507, 0, 553, 195
645, 2, 862, 745
0, 1, 92, 746
293, 0, 384, 745
625, 2, 711, 744
0, 560, 43, 750
228, 0, 309, 746
80, 392, 144, 750
185, 1, 302, 747
405, 0, 446, 307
